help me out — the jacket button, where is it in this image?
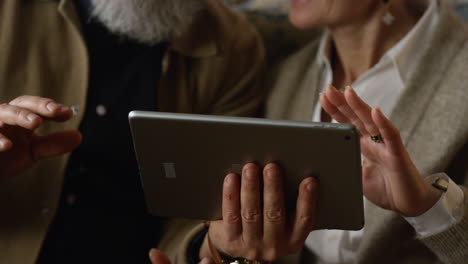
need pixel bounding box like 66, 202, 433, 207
96, 104, 107, 116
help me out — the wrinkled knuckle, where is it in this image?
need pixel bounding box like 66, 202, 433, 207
241, 209, 262, 223
265, 208, 285, 223
223, 191, 235, 201
224, 211, 241, 224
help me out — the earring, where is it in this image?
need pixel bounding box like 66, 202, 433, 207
382, 0, 395, 25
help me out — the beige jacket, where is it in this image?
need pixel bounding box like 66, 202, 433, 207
267, 1, 468, 263
0, 0, 265, 263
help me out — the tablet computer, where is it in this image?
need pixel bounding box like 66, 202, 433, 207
129, 111, 364, 230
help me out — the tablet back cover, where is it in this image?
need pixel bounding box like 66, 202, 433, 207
129, 111, 364, 230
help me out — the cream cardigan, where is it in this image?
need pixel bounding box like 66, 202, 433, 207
266, 1, 468, 263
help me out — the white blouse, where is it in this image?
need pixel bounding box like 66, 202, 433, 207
307, 0, 465, 263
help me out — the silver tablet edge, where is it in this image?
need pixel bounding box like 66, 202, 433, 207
129, 110, 358, 132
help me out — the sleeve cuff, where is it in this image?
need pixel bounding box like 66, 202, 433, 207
187, 226, 209, 264
404, 173, 465, 238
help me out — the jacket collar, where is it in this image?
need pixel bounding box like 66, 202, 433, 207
58, 0, 83, 34
170, 0, 224, 58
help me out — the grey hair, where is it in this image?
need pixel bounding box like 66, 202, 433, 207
90, 0, 205, 45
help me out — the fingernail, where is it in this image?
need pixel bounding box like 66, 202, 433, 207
0, 139, 6, 149
266, 168, 277, 181
225, 175, 232, 186
245, 168, 256, 180
46, 102, 58, 112
59, 105, 70, 113
306, 180, 316, 192
265, 169, 272, 180
27, 113, 37, 122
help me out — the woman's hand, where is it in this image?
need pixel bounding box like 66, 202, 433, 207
199, 163, 318, 262
0, 95, 82, 178
320, 85, 442, 217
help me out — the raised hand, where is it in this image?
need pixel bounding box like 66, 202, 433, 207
320, 85, 441, 217
200, 163, 318, 262
0, 95, 82, 178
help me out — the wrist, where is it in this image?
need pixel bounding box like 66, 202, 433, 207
424, 183, 444, 212
404, 175, 464, 237
410, 181, 444, 217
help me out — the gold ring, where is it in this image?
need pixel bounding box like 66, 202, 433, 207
370, 134, 384, 143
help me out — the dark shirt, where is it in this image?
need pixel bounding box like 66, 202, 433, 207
37, 1, 167, 263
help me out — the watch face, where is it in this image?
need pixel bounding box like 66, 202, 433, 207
432, 178, 449, 192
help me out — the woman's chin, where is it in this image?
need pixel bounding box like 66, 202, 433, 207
289, 8, 315, 29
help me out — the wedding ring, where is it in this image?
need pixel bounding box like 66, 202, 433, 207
370, 134, 384, 143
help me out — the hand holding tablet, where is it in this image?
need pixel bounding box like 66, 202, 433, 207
200, 162, 318, 261
129, 111, 364, 231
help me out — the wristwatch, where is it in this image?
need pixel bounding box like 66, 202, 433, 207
432, 177, 449, 192
217, 251, 267, 264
